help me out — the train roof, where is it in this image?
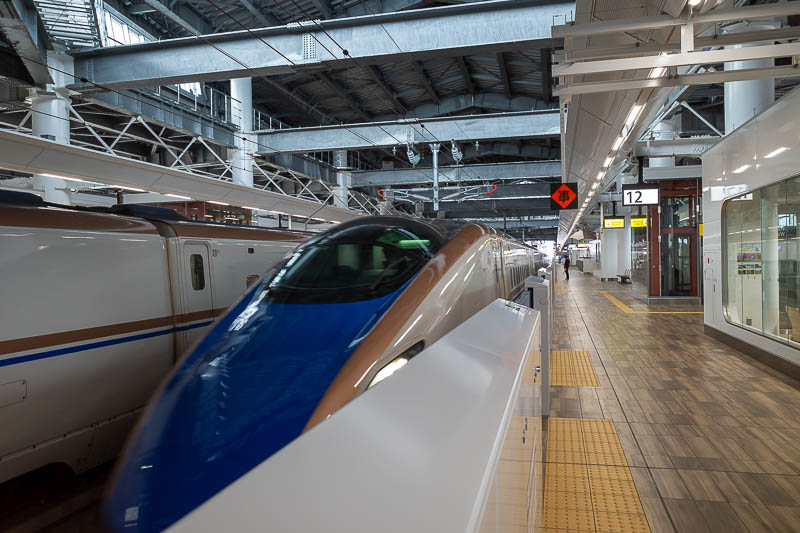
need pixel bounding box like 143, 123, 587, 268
0, 190, 308, 241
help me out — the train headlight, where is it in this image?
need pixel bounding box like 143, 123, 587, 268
368, 357, 409, 389
367, 341, 425, 389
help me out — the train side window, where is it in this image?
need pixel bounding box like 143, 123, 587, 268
190, 254, 206, 290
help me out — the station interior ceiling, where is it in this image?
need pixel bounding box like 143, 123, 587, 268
1, 0, 799, 242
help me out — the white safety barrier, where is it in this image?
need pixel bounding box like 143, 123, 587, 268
527, 271, 552, 417
168, 299, 543, 533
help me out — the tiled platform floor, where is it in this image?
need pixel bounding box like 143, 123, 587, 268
549, 272, 800, 532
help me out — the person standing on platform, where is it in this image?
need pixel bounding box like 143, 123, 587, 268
563, 256, 571, 280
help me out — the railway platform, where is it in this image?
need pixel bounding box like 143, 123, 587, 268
544, 272, 800, 532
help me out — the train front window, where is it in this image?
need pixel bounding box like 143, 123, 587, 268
266, 224, 440, 303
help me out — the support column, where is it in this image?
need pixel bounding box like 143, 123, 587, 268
723, 22, 778, 134
231, 77, 254, 188
333, 150, 351, 209
649, 117, 677, 169
430, 143, 440, 212
32, 52, 73, 204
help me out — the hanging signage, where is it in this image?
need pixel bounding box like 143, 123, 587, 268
622, 184, 660, 206
630, 217, 648, 228
604, 216, 626, 229
550, 183, 579, 210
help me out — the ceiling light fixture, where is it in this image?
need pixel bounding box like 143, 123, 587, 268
625, 104, 644, 127
612, 136, 624, 151
165, 193, 192, 200
208, 200, 230, 205
603, 157, 613, 168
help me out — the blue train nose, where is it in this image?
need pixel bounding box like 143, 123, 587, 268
106, 219, 444, 532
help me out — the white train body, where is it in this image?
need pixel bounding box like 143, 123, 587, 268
0, 203, 305, 483
703, 85, 800, 368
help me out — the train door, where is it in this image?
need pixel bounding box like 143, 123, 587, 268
180, 242, 214, 352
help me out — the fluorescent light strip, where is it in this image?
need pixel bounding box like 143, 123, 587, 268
165, 193, 192, 200
625, 104, 643, 127
612, 136, 624, 151
207, 200, 230, 206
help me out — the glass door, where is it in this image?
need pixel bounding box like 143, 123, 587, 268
660, 196, 697, 296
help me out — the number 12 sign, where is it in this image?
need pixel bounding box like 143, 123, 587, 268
622, 185, 659, 206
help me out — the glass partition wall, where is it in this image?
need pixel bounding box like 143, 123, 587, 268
723, 175, 800, 345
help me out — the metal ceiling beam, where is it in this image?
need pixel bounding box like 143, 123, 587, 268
139, 0, 199, 35
635, 137, 717, 158
315, 72, 372, 121
552, 2, 800, 39
397, 182, 551, 201
0, 0, 53, 86
366, 65, 407, 115
310, 0, 333, 19
456, 57, 475, 94
422, 197, 556, 218
555, 63, 800, 97
0, 128, 360, 222
643, 165, 702, 180
481, 218, 560, 229
239, 0, 283, 27
374, 93, 551, 121
554, 42, 800, 78
351, 160, 561, 186
256, 110, 560, 154
496, 52, 512, 99
461, 141, 559, 162
410, 61, 439, 104
554, 26, 800, 62
70, 0, 569, 91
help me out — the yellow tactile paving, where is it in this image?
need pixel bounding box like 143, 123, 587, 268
542, 418, 651, 533
551, 350, 601, 387
599, 290, 704, 315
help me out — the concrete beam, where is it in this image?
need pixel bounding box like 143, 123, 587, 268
351, 160, 561, 186
257, 110, 559, 154
70, 1, 569, 91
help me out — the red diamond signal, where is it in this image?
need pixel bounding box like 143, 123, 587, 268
550, 183, 578, 210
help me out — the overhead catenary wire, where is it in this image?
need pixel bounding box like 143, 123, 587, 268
205, 0, 471, 193
267, 0, 491, 189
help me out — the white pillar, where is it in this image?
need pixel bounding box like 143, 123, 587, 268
333, 150, 350, 209
32, 52, 73, 204
723, 22, 777, 134
231, 77, 254, 188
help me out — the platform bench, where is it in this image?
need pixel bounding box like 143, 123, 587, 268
617, 269, 631, 283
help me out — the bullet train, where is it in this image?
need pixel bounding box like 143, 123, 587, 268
105, 216, 546, 532
0, 191, 307, 484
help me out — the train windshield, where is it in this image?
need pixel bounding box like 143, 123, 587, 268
266, 223, 441, 303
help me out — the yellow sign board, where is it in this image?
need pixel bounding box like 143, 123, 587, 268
699, 223, 703, 236
630, 217, 647, 228
604, 217, 626, 229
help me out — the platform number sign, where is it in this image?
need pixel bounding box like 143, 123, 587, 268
622, 184, 659, 206
550, 182, 579, 210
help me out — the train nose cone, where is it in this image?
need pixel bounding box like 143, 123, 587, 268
105, 286, 402, 532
